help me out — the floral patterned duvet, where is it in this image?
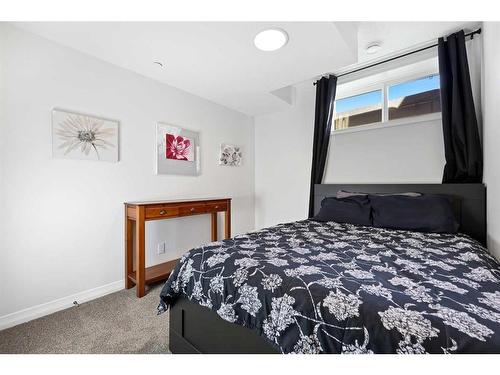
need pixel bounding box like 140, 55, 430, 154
158, 220, 500, 353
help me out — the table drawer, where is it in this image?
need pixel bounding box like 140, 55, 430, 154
178, 204, 207, 216
145, 206, 179, 219
205, 201, 228, 212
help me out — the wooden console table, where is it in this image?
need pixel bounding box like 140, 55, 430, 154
124, 197, 231, 297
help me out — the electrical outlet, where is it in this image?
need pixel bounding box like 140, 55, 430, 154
157, 242, 166, 255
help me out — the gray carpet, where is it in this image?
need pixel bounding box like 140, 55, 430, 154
0, 283, 169, 354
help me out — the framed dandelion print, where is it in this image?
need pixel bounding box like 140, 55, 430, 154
156, 122, 200, 176
52, 109, 119, 162
219, 143, 242, 166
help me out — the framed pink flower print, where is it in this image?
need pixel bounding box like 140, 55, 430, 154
156, 123, 200, 176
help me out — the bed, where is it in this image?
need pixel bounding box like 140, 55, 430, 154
159, 184, 500, 353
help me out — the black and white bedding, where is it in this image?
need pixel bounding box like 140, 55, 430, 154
158, 220, 500, 354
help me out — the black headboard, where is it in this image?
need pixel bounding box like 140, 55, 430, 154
314, 184, 487, 246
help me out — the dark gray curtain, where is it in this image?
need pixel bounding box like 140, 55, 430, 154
438, 30, 483, 183
308, 75, 337, 218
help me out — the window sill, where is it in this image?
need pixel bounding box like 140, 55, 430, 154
331, 112, 441, 136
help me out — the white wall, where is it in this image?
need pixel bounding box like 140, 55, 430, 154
482, 22, 500, 260
0, 26, 7, 313
255, 81, 445, 229
0, 24, 255, 320
254, 82, 316, 228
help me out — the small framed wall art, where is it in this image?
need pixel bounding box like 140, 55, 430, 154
52, 109, 119, 162
156, 122, 200, 176
219, 143, 242, 166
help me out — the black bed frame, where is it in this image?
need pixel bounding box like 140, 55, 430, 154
169, 183, 487, 354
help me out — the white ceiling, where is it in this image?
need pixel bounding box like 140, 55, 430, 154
13, 21, 478, 116
356, 22, 479, 62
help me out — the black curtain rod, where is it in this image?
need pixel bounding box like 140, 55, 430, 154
313, 28, 481, 85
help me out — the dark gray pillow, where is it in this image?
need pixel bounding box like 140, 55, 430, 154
369, 194, 459, 234
313, 196, 372, 226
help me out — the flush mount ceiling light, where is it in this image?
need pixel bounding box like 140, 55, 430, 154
254, 28, 288, 51
366, 42, 382, 54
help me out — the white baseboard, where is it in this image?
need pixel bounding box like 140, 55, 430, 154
0, 280, 124, 331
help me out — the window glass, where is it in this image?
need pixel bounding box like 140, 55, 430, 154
334, 90, 382, 130
388, 75, 441, 120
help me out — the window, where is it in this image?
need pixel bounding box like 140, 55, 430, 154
334, 90, 382, 130
333, 70, 441, 132
388, 74, 441, 120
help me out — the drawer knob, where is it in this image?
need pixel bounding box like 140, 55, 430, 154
159, 210, 167, 215
190, 207, 195, 212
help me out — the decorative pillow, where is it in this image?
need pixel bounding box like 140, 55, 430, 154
313, 196, 372, 226
336, 190, 422, 199
369, 194, 459, 234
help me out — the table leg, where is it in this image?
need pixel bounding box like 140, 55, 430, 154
211, 212, 218, 241
125, 208, 133, 289
224, 201, 231, 240
135, 206, 146, 298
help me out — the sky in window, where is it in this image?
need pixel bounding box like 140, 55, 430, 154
335, 74, 440, 114
335, 90, 381, 114
389, 74, 440, 100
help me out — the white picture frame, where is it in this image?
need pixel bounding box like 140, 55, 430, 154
156, 122, 200, 176
52, 108, 119, 162
219, 143, 242, 166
